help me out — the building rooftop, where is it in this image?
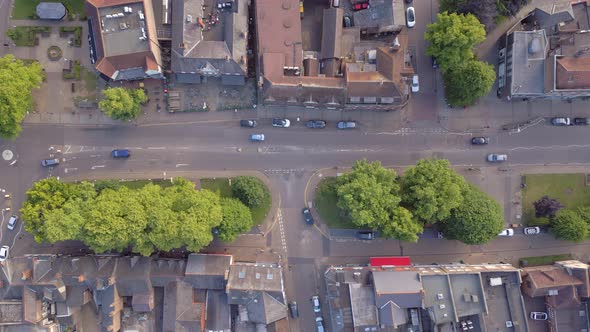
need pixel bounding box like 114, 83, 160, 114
509, 30, 548, 95
448, 273, 486, 318
185, 254, 232, 276
36, 2, 66, 20
256, 0, 303, 68
98, 2, 151, 57
227, 263, 283, 293
0, 301, 23, 324
349, 284, 378, 327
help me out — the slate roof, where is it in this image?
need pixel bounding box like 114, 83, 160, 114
163, 281, 204, 332
36, 2, 66, 20
114, 256, 152, 297
184, 254, 231, 290
320, 8, 343, 60
244, 291, 287, 324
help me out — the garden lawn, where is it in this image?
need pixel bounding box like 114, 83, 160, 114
200, 177, 271, 225
13, 0, 86, 19
314, 177, 355, 229
8, 26, 51, 46
519, 254, 573, 267
522, 173, 590, 225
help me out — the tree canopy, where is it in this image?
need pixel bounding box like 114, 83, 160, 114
0, 54, 44, 138
218, 198, 254, 242
533, 195, 564, 218
401, 159, 467, 224
443, 60, 496, 107
232, 176, 270, 208
441, 185, 504, 244
425, 12, 486, 73
551, 209, 589, 242
336, 160, 422, 242
99, 87, 147, 121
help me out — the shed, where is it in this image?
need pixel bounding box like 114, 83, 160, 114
36, 2, 67, 20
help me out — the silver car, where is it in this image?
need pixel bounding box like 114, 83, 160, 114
487, 154, 507, 162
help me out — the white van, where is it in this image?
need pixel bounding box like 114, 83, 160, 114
411, 75, 419, 93
333, 0, 340, 7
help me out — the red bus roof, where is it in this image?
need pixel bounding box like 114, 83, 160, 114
370, 256, 411, 267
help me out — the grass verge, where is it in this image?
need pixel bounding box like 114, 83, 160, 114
522, 173, 590, 225
314, 177, 355, 229
519, 254, 573, 267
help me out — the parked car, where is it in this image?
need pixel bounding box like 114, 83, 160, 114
217, 1, 233, 9
551, 117, 571, 126
357, 231, 375, 240
524, 226, 541, 235
306, 120, 326, 129
471, 137, 489, 145
302, 208, 314, 225
250, 134, 265, 142
337, 121, 356, 129
405, 0, 413, 3
316, 317, 325, 332
406, 7, 416, 28
352, 2, 369, 11
0, 245, 9, 262
289, 301, 299, 318
574, 117, 589, 125
7, 215, 18, 231
487, 154, 507, 162
311, 295, 321, 313
411, 75, 419, 93
432, 57, 439, 69
240, 120, 257, 128
498, 228, 514, 236
343, 16, 352, 27
41, 158, 60, 167
111, 149, 130, 158
272, 118, 290, 128
530, 312, 548, 320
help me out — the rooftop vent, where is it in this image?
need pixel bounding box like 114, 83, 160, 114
186, 15, 192, 23
267, 273, 273, 280
437, 293, 444, 300
238, 271, 245, 279
255, 273, 261, 279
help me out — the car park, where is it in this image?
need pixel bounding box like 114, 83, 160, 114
487, 154, 507, 162
352, 2, 369, 11
551, 117, 571, 126
41, 158, 60, 167
302, 208, 314, 225
411, 75, 419, 92
250, 134, 265, 142
524, 226, 541, 235
406, 7, 416, 28
337, 121, 356, 129
240, 120, 257, 128
498, 228, 514, 236
574, 117, 589, 125
357, 231, 375, 240
530, 312, 548, 320
306, 120, 326, 129
111, 149, 130, 158
311, 295, 320, 313
316, 317, 325, 332
7, 215, 18, 231
471, 137, 489, 145
289, 301, 299, 318
272, 118, 290, 128
0, 246, 9, 262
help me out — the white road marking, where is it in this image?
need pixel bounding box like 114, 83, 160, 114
175, 164, 189, 168
90, 154, 101, 158
147, 147, 165, 150
64, 168, 78, 174
64, 145, 72, 154
508, 144, 590, 151
91, 165, 105, 170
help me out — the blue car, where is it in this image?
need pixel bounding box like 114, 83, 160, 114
111, 149, 130, 158
250, 134, 265, 142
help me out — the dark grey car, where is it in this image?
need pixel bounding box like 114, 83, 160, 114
41, 158, 60, 167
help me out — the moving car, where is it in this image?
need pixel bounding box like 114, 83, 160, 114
306, 120, 326, 129
302, 208, 314, 225
487, 154, 507, 162
411, 75, 419, 93
240, 120, 257, 128
316, 317, 325, 332
289, 301, 299, 318
406, 7, 416, 28
311, 295, 321, 313
111, 149, 130, 158
498, 228, 514, 236
551, 117, 571, 126
7, 215, 18, 231
272, 118, 291, 128
574, 117, 589, 125
530, 312, 548, 320
524, 226, 541, 235
471, 137, 490, 145
337, 121, 356, 129
41, 158, 60, 167
250, 134, 265, 142
352, 2, 369, 11
357, 231, 375, 240
0, 245, 8, 262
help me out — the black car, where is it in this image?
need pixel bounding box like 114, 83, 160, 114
471, 137, 489, 145
306, 120, 326, 129
432, 57, 438, 69
574, 117, 589, 125
240, 120, 257, 128
289, 301, 299, 318
302, 208, 314, 225
357, 231, 375, 240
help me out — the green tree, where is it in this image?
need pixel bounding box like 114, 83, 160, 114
99, 87, 147, 121
218, 198, 254, 242
0, 54, 43, 138
444, 60, 496, 107
336, 160, 422, 241
401, 159, 467, 224
425, 12, 486, 73
232, 176, 270, 208
441, 185, 504, 244
551, 209, 589, 242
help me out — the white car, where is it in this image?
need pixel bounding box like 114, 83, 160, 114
7, 215, 18, 230
272, 118, 290, 128
406, 7, 416, 28
0, 246, 9, 262
311, 295, 320, 313
487, 154, 507, 162
411, 75, 419, 93
498, 228, 514, 236
530, 312, 548, 320
524, 226, 541, 235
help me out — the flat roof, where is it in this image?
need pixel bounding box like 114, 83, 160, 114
510, 30, 547, 95
421, 274, 456, 324
99, 2, 150, 57
227, 263, 283, 292
349, 284, 378, 327
448, 273, 486, 318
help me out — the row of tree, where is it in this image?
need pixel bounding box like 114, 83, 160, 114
21, 176, 267, 255
334, 159, 504, 244
425, 12, 496, 107
441, 0, 530, 32
532, 195, 590, 242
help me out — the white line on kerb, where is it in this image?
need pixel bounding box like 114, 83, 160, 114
91, 165, 105, 170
